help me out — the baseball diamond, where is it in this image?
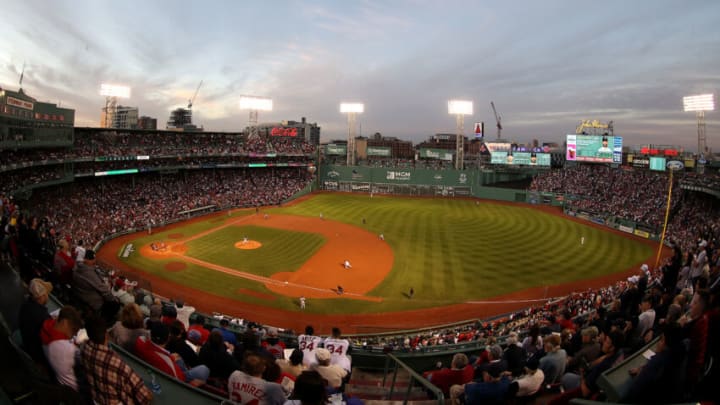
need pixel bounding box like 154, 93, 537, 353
98, 192, 658, 333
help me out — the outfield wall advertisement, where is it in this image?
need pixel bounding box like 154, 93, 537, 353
490, 151, 551, 166
321, 165, 473, 196
325, 144, 347, 155
419, 148, 454, 161
367, 146, 391, 157
566, 134, 622, 163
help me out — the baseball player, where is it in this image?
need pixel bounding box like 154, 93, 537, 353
324, 327, 352, 373
343, 260, 352, 269
299, 296, 306, 310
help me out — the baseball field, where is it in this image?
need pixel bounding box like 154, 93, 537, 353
99, 193, 659, 333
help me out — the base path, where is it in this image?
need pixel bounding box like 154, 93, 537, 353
98, 196, 670, 335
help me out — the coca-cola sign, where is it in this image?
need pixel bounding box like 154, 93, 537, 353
270, 127, 298, 137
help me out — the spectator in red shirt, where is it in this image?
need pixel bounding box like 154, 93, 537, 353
423, 353, 474, 397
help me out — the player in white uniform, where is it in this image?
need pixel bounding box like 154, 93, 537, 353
343, 260, 352, 269
323, 327, 351, 373
297, 325, 323, 367
228, 353, 286, 405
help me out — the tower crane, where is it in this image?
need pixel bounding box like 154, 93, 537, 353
490, 101, 503, 139
188, 80, 203, 109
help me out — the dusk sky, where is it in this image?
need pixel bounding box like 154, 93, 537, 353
0, 0, 718, 150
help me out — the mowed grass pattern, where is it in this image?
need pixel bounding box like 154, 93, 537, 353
272, 194, 654, 306
118, 194, 654, 313
185, 226, 325, 276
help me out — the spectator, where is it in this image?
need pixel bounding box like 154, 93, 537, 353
566, 326, 601, 373
502, 332, 527, 377
166, 320, 201, 368
109, 302, 149, 352
71, 250, 117, 312
134, 323, 209, 386
40, 305, 83, 391
80, 315, 152, 404
198, 330, 241, 380
228, 353, 286, 405
422, 353, 474, 397
262, 327, 286, 359
539, 334, 567, 386
277, 348, 306, 379
174, 299, 195, 329
285, 370, 329, 405
187, 314, 210, 346
213, 318, 238, 346
450, 361, 512, 405
311, 348, 347, 390
512, 357, 544, 398
18, 278, 52, 363
53, 239, 75, 285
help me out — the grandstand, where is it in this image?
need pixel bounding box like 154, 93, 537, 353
1, 104, 719, 404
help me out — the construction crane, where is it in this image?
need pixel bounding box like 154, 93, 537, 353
490, 101, 503, 139
188, 80, 203, 109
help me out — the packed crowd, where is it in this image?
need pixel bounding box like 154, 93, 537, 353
13, 254, 356, 404
530, 166, 683, 229
0, 130, 317, 167
1, 168, 311, 250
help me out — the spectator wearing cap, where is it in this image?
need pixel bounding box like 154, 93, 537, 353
450, 359, 512, 405
187, 314, 210, 346
111, 277, 136, 306
80, 315, 153, 405
71, 250, 117, 312
109, 303, 149, 352
311, 348, 347, 390
40, 305, 83, 391
174, 299, 195, 329
213, 318, 238, 346
422, 353, 474, 397
18, 278, 52, 362
262, 327, 286, 359
134, 323, 209, 385
567, 326, 601, 373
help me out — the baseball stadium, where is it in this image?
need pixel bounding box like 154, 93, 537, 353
1, 22, 719, 404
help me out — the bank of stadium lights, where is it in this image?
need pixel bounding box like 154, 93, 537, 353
340, 102, 364, 166
99, 83, 131, 129
683, 94, 715, 155
448, 100, 473, 170
239, 96, 273, 140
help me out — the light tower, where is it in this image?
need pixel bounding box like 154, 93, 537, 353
340, 103, 364, 166
448, 100, 473, 170
683, 94, 715, 155
240, 96, 273, 140
99, 84, 131, 128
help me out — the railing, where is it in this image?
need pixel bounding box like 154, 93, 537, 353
382, 353, 444, 405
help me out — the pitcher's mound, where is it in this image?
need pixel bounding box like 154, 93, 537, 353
235, 240, 262, 250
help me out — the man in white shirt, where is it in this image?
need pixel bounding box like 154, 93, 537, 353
40, 306, 83, 391
514, 357, 544, 397
636, 295, 656, 339
298, 325, 323, 367
324, 327, 351, 373
74, 240, 86, 263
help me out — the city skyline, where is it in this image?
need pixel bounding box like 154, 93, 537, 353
0, 0, 718, 150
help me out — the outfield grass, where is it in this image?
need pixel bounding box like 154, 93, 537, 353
118, 194, 654, 314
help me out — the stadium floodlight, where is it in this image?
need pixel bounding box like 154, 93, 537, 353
683, 94, 715, 155
448, 100, 473, 116
340, 103, 364, 113
239, 96, 273, 140
239, 96, 273, 112
99, 83, 131, 128
448, 100, 473, 170
683, 94, 715, 112
340, 102, 364, 166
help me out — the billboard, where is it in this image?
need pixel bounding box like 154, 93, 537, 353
419, 148, 454, 161
490, 151, 551, 166
325, 144, 347, 155
566, 134, 622, 163
473, 122, 484, 138
367, 146, 391, 157
649, 157, 666, 171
